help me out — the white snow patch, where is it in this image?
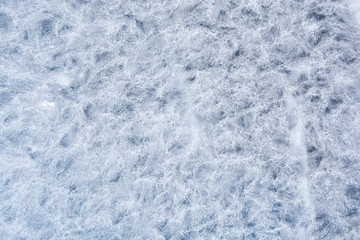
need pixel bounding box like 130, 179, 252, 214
334, 72, 355, 86
286, 92, 315, 240
348, 0, 360, 24
55, 74, 71, 87
291, 121, 304, 150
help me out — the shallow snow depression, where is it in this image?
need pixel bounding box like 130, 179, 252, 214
1, 0, 360, 239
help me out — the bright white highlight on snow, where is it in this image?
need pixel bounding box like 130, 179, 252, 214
40, 101, 55, 108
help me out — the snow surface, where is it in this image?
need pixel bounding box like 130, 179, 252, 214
1, 0, 360, 239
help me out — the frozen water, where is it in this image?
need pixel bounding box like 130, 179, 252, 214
1, 0, 360, 239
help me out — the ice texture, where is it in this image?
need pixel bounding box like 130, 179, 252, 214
1, 0, 360, 239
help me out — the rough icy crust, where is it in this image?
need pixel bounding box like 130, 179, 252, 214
1, 0, 360, 239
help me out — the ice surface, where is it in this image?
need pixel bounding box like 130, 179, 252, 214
1, 0, 360, 239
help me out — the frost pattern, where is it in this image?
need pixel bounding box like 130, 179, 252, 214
1, 0, 360, 239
